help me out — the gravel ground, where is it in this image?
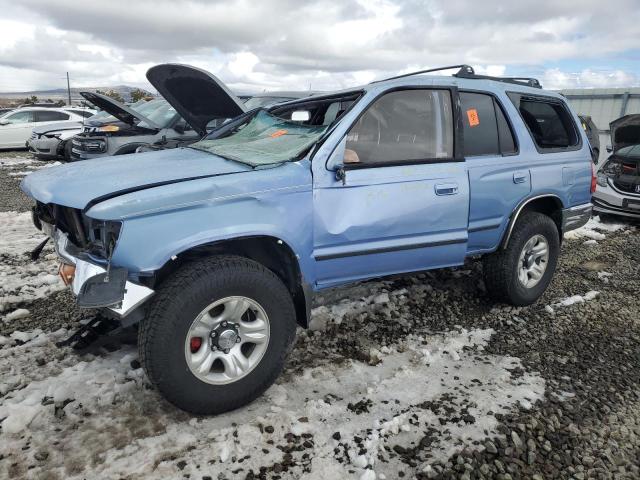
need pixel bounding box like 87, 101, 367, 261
1, 150, 639, 479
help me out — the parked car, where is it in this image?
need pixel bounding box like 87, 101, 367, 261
0, 107, 90, 149
578, 115, 600, 163
28, 108, 98, 160
0, 107, 13, 115
593, 114, 640, 219
72, 66, 313, 161
22, 65, 593, 414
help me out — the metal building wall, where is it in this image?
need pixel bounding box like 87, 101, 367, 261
559, 87, 640, 164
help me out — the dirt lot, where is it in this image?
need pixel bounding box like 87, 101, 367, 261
0, 151, 639, 480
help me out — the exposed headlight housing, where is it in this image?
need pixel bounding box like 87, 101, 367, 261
596, 172, 609, 188
97, 125, 120, 133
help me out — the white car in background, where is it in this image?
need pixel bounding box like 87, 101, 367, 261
0, 107, 92, 150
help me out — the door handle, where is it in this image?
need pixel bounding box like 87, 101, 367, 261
513, 172, 528, 184
435, 183, 459, 195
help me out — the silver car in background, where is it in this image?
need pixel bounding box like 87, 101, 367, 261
593, 114, 640, 219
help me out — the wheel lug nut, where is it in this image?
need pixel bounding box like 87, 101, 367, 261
221, 321, 227, 327
223, 348, 230, 354
211, 331, 217, 337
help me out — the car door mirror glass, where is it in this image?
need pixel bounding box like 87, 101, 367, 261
606, 145, 612, 153
291, 110, 310, 122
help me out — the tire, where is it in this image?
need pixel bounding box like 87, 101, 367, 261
62, 140, 73, 162
483, 211, 559, 306
138, 255, 297, 414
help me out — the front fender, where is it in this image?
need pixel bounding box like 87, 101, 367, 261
101, 186, 314, 282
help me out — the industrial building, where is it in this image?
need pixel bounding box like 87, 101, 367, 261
560, 87, 640, 164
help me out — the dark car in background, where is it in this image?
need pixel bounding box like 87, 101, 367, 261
579, 115, 600, 163
593, 114, 640, 219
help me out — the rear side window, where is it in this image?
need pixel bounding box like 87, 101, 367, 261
460, 92, 517, 156
36, 110, 70, 122
345, 89, 454, 166
510, 95, 579, 151
68, 109, 93, 118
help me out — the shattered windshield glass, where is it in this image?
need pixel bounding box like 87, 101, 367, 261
191, 109, 327, 166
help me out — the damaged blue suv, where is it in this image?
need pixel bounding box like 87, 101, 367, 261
22, 64, 594, 414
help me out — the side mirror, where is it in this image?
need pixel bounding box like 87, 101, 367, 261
0, 119, 9, 126
173, 123, 185, 134
291, 111, 310, 122
606, 145, 612, 153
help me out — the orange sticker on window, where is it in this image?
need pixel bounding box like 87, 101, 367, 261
466, 109, 480, 127
270, 129, 288, 138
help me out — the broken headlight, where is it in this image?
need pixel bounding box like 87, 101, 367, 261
87, 219, 122, 258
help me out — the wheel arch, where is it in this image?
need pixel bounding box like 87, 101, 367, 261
501, 194, 564, 249
153, 235, 311, 328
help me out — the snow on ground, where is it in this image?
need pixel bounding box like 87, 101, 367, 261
0, 211, 64, 314
0, 156, 60, 179
563, 215, 629, 242
0, 323, 544, 479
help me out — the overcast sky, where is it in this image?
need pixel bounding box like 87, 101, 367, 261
0, 0, 638, 93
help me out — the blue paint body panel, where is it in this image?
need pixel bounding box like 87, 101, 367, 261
21, 75, 593, 295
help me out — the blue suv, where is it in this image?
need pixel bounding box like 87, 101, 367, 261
22, 65, 594, 414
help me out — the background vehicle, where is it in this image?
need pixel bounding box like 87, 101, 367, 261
71, 67, 314, 161
579, 114, 600, 163
23, 65, 593, 414
0, 107, 89, 149
28, 108, 98, 160
593, 114, 640, 218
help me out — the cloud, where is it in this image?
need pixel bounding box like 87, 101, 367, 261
0, 0, 638, 92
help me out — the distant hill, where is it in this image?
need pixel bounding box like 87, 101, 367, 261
0, 85, 155, 106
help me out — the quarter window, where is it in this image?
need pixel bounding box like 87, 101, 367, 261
512, 96, 579, 150
345, 89, 453, 166
36, 110, 70, 122
460, 92, 516, 156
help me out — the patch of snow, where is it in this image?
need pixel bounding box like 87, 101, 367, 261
554, 290, 600, 308
0, 211, 48, 256
564, 215, 628, 241
0, 327, 545, 479
597, 271, 613, 283
3, 308, 30, 322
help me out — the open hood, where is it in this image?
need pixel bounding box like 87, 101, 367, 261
79, 91, 161, 129
146, 64, 246, 136
610, 114, 640, 153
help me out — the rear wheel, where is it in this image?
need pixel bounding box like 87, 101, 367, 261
138, 255, 297, 414
483, 211, 559, 306
62, 140, 73, 161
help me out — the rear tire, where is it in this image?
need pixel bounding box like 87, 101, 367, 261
483, 212, 559, 306
138, 255, 297, 414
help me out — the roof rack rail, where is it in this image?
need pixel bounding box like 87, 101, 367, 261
454, 67, 542, 89
370, 64, 473, 83
371, 64, 542, 89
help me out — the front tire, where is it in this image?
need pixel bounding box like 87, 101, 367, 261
138, 255, 297, 414
483, 211, 559, 306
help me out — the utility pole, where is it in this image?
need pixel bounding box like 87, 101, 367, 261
66, 72, 71, 106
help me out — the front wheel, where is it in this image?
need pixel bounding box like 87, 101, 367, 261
483, 212, 559, 306
138, 255, 297, 414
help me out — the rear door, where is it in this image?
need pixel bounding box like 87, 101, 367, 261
461, 91, 531, 253
0, 110, 35, 147
312, 87, 469, 287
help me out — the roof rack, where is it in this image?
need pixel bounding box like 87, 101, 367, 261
372, 64, 542, 89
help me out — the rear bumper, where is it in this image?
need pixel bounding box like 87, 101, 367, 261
561, 203, 592, 232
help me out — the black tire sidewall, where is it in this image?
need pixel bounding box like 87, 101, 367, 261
144, 258, 295, 413
505, 213, 559, 305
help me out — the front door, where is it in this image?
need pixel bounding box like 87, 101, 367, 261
0, 110, 35, 148
312, 88, 469, 288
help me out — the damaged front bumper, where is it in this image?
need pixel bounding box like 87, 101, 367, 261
52, 227, 154, 318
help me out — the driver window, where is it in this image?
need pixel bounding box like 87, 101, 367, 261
345, 89, 453, 165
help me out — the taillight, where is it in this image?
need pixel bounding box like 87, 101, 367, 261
590, 162, 597, 193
